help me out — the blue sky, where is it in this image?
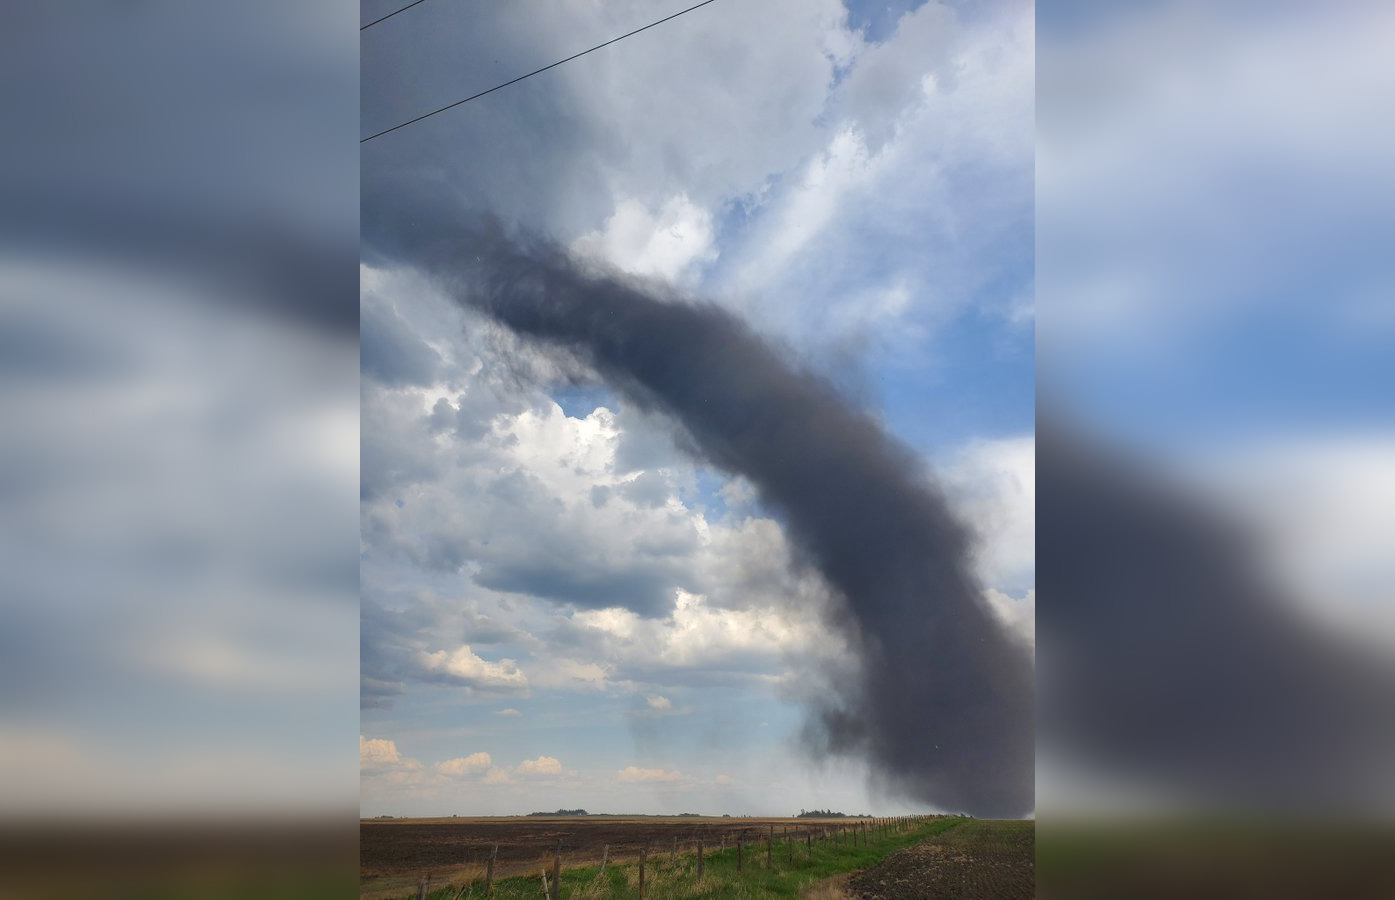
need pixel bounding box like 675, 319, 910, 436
360, 0, 1034, 817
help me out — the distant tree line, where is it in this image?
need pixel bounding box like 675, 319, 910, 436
527, 808, 589, 816
796, 809, 868, 818
523, 810, 709, 817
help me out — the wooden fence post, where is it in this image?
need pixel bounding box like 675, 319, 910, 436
486, 844, 497, 896
639, 844, 647, 900
697, 838, 704, 882
671, 835, 677, 863
549, 840, 560, 900
786, 826, 793, 864
806, 828, 812, 858
416, 876, 427, 900
599, 844, 608, 876
540, 870, 548, 898
766, 825, 772, 868
737, 832, 744, 872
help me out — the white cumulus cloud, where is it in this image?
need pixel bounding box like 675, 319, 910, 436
360, 735, 403, 771
436, 752, 493, 778
418, 645, 528, 692
515, 755, 563, 777
617, 766, 684, 783
572, 195, 717, 283
360, 735, 422, 781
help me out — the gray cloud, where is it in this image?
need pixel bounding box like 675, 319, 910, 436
361, 295, 443, 387
362, 0, 857, 246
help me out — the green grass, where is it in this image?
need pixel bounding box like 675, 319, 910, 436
401, 818, 965, 900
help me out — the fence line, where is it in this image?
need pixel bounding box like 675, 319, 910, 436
406, 815, 943, 899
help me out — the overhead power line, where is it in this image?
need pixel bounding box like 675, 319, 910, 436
360, 0, 721, 143
361, 0, 431, 32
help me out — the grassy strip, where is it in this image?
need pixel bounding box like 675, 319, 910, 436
402, 818, 966, 900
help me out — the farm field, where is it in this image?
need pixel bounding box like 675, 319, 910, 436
361, 815, 963, 899
847, 819, 1034, 899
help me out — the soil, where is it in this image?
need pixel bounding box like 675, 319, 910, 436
847, 819, 1034, 900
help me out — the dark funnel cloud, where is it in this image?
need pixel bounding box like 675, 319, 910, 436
1039, 417, 1395, 813
368, 222, 1034, 818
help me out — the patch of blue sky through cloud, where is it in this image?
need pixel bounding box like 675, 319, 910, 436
843, 0, 929, 44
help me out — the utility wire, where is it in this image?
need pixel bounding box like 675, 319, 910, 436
360, 0, 721, 143
361, 0, 430, 32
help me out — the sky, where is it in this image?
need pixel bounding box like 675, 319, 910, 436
359, 0, 1034, 817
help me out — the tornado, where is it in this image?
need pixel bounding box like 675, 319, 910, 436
372, 220, 1035, 818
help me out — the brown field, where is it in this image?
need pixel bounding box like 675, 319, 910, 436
360, 815, 879, 900
847, 819, 1034, 899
